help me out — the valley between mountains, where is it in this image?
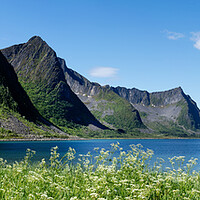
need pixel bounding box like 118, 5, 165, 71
0, 36, 200, 139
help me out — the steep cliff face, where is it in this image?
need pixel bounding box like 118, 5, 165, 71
2, 36, 200, 137
111, 87, 184, 106
0, 51, 67, 138
59, 58, 102, 96
1, 36, 106, 130
0, 51, 39, 120
59, 57, 200, 136
111, 87, 151, 106
59, 58, 145, 134
110, 86, 200, 132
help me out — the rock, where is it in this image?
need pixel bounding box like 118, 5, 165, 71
1, 36, 107, 130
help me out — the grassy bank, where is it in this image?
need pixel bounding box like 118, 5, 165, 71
0, 143, 199, 199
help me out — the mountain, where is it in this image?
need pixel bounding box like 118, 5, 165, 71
59, 58, 146, 136
1, 36, 106, 134
59, 58, 200, 137
110, 87, 200, 134
2, 36, 200, 138
0, 51, 68, 139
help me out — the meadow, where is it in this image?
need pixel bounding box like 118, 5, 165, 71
0, 143, 199, 199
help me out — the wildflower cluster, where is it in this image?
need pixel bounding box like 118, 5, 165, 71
0, 143, 199, 199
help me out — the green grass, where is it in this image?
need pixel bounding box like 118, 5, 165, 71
146, 120, 193, 138
18, 78, 75, 128
176, 100, 200, 131
0, 106, 70, 139
80, 129, 163, 139
177, 100, 192, 130
92, 89, 145, 133
0, 78, 18, 112
0, 143, 200, 199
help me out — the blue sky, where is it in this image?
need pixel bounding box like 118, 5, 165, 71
1, 0, 200, 106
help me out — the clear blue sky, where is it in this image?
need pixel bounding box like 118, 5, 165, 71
1, 0, 200, 106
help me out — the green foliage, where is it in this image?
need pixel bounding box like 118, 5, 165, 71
0, 144, 199, 199
83, 129, 157, 138
0, 106, 69, 139
0, 128, 20, 139
93, 89, 145, 133
177, 100, 196, 130
140, 112, 148, 118
147, 120, 193, 137
0, 78, 17, 111
18, 78, 78, 129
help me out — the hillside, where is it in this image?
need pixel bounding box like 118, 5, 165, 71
59, 58, 147, 137
0, 51, 69, 139
59, 58, 200, 137
2, 36, 200, 138
1, 36, 106, 135
111, 86, 200, 136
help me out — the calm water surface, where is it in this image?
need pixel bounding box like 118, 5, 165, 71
0, 139, 200, 169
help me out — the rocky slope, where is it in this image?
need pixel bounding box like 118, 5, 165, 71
2, 36, 200, 137
1, 36, 106, 133
0, 51, 69, 139
110, 87, 200, 133
59, 58, 146, 135
59, 58, 200, 136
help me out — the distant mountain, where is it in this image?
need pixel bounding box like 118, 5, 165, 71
1, 36, 106, 133
110, 86, 200, 136
0, 51, 68, 139
59, 58, 146, 135
59, 58, 200, 137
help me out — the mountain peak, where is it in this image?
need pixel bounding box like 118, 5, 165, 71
27, 36, 50, 50
28, 35, 44, 43
1, 38, 107, 129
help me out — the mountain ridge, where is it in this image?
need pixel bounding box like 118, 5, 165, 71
1, 36, 107, 133
2, 36, 200, 138
110, 86, 200, 130
0, 51, 69, 139
58, 57, 200, 136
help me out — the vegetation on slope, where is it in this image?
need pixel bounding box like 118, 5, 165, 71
177, 99, 200, 131
0, 107, 70, 139
1, 36, 106, 133
0, 79, 17, 111
19, 79, 75, 128
92, 88, 145, 133
0, 51, 70, 139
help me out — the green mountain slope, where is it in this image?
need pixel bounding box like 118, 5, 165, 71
59, 58, 146, 136
1, 36, 106, 134
59, 58, 200, 137
2, 36, 200, 138
111, 86, 200, 136
0, 51, 68, 139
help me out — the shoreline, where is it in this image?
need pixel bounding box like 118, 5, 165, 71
0, 137, 200, 142
0, 137, 87, 142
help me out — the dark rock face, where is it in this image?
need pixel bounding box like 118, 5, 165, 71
59, 58, 101, 96
111, 87, 151, 106
1, 36, 106, 129
0, 51, 39, 121
58, 58, 145, 132
110, 86, 200, 131
58, 56, 200, 133
180, 92, 200, 130
0, 51, 67, 136
110, 87, 184, 106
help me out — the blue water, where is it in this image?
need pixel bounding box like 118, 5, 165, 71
0, 139, 200, 170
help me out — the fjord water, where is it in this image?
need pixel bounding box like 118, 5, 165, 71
0, 139, 200, 170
